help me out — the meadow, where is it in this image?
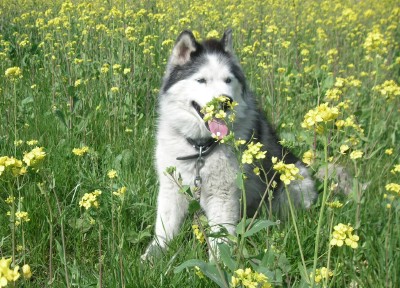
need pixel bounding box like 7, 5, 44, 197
0, 0, 399, 287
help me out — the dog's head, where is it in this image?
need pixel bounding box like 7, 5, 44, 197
159, 29, 250, 140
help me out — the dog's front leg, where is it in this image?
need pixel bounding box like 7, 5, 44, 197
201, 188, 240, 261
141, 179, 189, 261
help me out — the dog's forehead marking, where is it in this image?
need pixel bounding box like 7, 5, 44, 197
196, 54, 232, 78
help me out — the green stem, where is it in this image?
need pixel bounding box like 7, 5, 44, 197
285, 186, 309, 282
326, 212, 334, 287
9, 181, 16, 266
311, 134, 329, 287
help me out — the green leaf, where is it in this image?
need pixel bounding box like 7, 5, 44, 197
236, 218, 252, 235
243, 220, 278, 237
217, 243, 235, 271
188, 200, 201, 214
179, 185, 193, 197
54, 109, 67, 127
174, 259, 228, 288
298, 262, 310, 285
236, 172, 245, 190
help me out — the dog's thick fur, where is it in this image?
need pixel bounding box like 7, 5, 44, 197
142, 29, 317, 260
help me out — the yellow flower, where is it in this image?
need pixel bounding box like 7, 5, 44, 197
194, 266, 204, 279
22, 264, 32, 279
325, 88, 342, 101
350, 150, 363, 160
15, 211, 30, 224
385, 183, 400, 195
339, 144, 350, 154
74, 79, 82, 87
110, 86, 119, 93
107, 169, 118, 179
26, 140, 39, 146
301, 103, 339, 133
273, 160, 302, 185
330, 223, 359, 249
79, 190, 102, 210
302, 150, 314, 166
113, 186, 127, 197
326, 200, 343, 209
192, 224, 205, 243
0, 257, 20, 285
373, 80, 400, 101
232, 268, 271, 288
5, 66, 23, 80
72, 146, 89, 156
242, 142, 266, 164
206, 30, 219, 38
23, 147, 46, 167
310, 267, 333, 283
385, 148, 393, 155
0, 156, 26, 177
390, 164, 400, 174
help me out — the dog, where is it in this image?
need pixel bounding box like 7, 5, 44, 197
141, 29, 317, 260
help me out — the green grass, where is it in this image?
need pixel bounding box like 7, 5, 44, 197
0, 0, 399, 287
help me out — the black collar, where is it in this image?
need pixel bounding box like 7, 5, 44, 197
176, 138, 218, 160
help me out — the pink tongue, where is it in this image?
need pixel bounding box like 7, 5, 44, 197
208, 119, 228, 139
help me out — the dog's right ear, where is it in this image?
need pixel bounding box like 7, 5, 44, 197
170, 30, 197, 66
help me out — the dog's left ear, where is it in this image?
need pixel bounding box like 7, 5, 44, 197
170, 30, 198, 66
221, 28, 233, 54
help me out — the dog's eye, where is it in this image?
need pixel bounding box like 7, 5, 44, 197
225, 77, 232, 84
196, 78, 207, 84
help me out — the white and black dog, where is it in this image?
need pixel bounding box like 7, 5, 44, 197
142, 29, 317, 260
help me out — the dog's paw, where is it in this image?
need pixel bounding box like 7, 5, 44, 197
141, 240, 162, 264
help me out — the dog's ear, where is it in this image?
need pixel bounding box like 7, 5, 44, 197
221, 28, 233, 54
170, 30, 197, 66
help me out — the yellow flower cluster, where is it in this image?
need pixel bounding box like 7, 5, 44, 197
14, 211, 30, 226
0, 258, 20, 287
79, 190, 102, 210
23, 147, 46, 167
113, 186, 127, 197
385, 183, 400, 195
335, 115, 363, 134
192, 224, 205, 244
231, 268, 272, 288
201, 96, 238, 123
242, 142, 266, 164
330, 223, 359, 249
372, 80, 400, 101
26, 139, 39, 146
0, 258, 32, 287
0, 156, 26, 177
302, 150, 314, 166
310, 267, 334, 284
326, 200, 343, 209
301, 103, 339, 133
72, 146, 89, 156
272, 157, 302, 185
363, 28, 388, 57
4, 66, 22, 80
391, 164, 400, 174
349, 150, 363, 160
107, 169, 118, 179
194, 266, 204, 279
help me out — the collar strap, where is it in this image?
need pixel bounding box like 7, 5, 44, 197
176, 138, 218, 160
